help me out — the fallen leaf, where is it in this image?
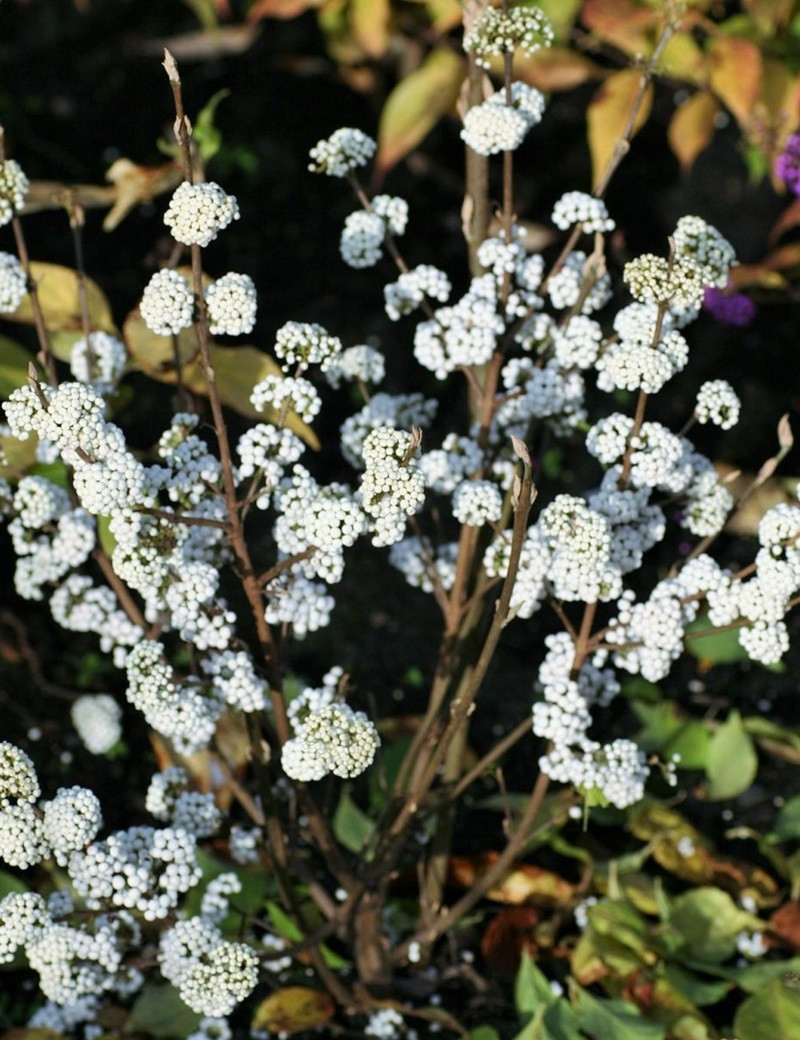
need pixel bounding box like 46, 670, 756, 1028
449, 851, 575, 906
251, 987, 335, 1034
480, 905, 540, 980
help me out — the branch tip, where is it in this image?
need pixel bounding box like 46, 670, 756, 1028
778, 413, 793, 452
163, 49, 180, 83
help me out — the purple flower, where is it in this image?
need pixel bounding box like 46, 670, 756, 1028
703, 285, 756, 327
775, 132, 800, 195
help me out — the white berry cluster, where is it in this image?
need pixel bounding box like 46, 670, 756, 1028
308, 127, 376, 177
274, 320, 342, 371
251, 373, 321, 423
340, 391, 437, 468
340, 210, 386, 269
390, 536, 458, 594
452, 479, 503, 526
146, 767, 222, 838
201, 648, 269, 713
69, 332, 127, 394
71, 694, 123, 755
0, 250, 27, 312
159, 917, 259, 1015
324, 343, 386, 388
0, 158, 28, 225
125, 640, 225, 754
695, 379, 741, 429
140, 268, 194, 335
69, 823, 201, 920
264, 571, 335, 637
551, 192, 615, 234
164, 181, 240, 247
546, 249, 612, 314
461, 83, 546, 156
205, 272, 257, 335
282, 700, 380, 782
359, 426, 427, 546
463, 4, 554, 68
384, 264, 451, 320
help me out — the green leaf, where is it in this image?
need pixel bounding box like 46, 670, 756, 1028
266, 900, 350, 970
664, 963, 731, 1007
766, 795, 800, 844
0, 868, 28, 898
705, 710, 758, 800
368, 736, 410, 812
668, 887, 761, 963
333, 786, 375, 854
0, 336, 34, 398
685, 616, 749, 664
468, 1029, 501, 1040
734, 979, 800, 1040
728, 955, 800, 993
515, 949, 558, 1015
376, 49, 465, 175
194, 88, 230, 162
124, 983, 201, 1038
573, 985, 665, 1040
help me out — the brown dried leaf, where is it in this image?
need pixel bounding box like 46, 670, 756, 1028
707, 34, 763, 127
480, 905, 540, 980
251, 987, 335, 1034
103, 158, 184, 231
668, 90, 718, 170
769, 901, 800, 950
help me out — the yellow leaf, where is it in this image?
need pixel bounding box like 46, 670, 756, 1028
707, 34, 762, 127
587, 69, 653, 190
251, 987, 335, 1035
350, 0, 390, 59
8, 261, 116, 335
661, 31, 706, 85
376, 49, 465, 176
515, 46, 604, 92
668, 90, 718, 170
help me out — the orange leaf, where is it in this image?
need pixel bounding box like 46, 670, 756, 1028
581, 0, 658, 57
376, 49, 465, 177
769, 901, 800, 950
587, 69, 653, 190
251, 987, 335, 1034
515, 46, 605, 92
668, 90, 719, 170
707, 35, 762, 127
480, 906, 540, 980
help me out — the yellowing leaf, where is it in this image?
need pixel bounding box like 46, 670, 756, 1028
376, 48, 465, 176
668, 90, 719, 170
581, 0, 658, 57
449, 851, 575, 906
587, 69, 653, 190
8, 261, 116, 335
350, 0, 390, 59
707, 35, 762, 127
251, 987, 335, 1034
661, 32, 706, 85
516, 47, 605, 92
